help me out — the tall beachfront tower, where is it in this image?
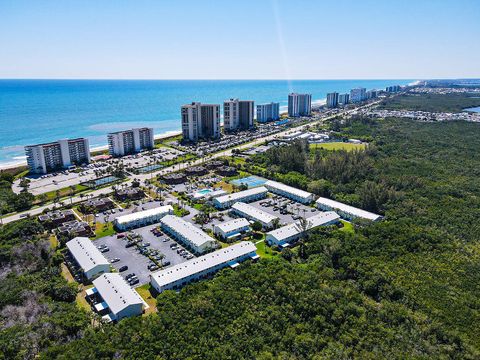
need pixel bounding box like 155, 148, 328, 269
288, 93, 312, 117
223, 99, 254, 132
25, 138, 90, 174
350, 88, 367, 103
326, 92, 339, 108
107, 128, 154, 157
256, 102, 280, 123
181, 102, 221, 142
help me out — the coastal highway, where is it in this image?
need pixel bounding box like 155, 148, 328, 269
1, 100, 379, 225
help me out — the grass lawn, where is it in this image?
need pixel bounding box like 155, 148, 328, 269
35, 184, 89, 203
93, 222, 116, 239
136, 284, 157, 315
76, 285, 93, 312
310, 142, 366, 152
49, 234, 58, 249
255, 240, 279, 259
339, 220, 354, 233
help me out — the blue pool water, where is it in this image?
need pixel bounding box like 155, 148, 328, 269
231, 176, 267, 188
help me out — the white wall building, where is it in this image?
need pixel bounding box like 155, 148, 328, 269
160, 215, 217, 254
256, 102, 280, 123
214, 218, 251, 240
266, 211, 340, 247
265, 180, 316, 204
315, 197, 382, 221
350, 88, 367, 103
224, 99, 254, 132
326, 92, 339, 108
150, 241, 258, 293
288, 93, 312, 117
181, 102, 221, 142
108, 128, 154, 157
25, 138, 90, 174
338, 93, 350, 105
231, 202, 279, 229
114, 205, 173, 231
92, 273, 146, 321
66, 237, 110, 280
213, 186, 268, 209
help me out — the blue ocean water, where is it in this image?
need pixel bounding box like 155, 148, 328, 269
0, 79, 414, 165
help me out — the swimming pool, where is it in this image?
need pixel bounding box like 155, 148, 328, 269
193, 188, 213, 199
230, 176, 267, 188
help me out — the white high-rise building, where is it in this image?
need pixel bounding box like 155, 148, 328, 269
108, 128, 154, 157
326, 92, 339, 108
224, 99, 254, 132
181, 102, 221, 142
350, 88, 367, 103
288, 93, 312, 117
256, 102, 280, 122
366, 90, 378, 99
338, 93, 350, 105
25, 138, 90, 174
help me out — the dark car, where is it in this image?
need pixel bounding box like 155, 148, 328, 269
119, 265, 128, 272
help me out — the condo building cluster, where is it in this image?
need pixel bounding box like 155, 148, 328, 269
25, 127, 155, 174
326, 84, 401, 109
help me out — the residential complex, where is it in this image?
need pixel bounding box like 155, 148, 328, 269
338, 93, 350, 105
108, 128, 154, 157
223, 99, 254, 132
91, 273, 146, 322
213, 218, 251, 240
386, 85, 401, 92
66, 237, 110, 280
150, 241, 258, 293
315, 197, 382, 221
326, 92, 339, 108
25, 138, 90, 174
160, 215, 217, 254
350, 87, 367, 103
366, 89, 378, 99
256, 102, 280, 122
181, 102, 221, 142
114, 205, 173, 231
264, 180, 315, 204
213, 186, 268, 209
231, 202, 279, 229
288, 93, 312, 117
266, 211, 340, 247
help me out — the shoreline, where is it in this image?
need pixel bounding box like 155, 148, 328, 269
0, 96, 327, 171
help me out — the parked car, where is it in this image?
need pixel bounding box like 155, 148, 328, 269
109, 258, 120, 263
119, 265, 128, 272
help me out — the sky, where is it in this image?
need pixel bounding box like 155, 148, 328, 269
0, 0, 479, 80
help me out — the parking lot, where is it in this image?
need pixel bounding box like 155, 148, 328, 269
247, 195, 319, 226
93, 223, 189, 287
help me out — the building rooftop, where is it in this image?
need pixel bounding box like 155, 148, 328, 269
267, 211, 340, 242
215, 186, 268, 205
316, 197, 381, 221
160, 215, 216, 248
265, 180, 314, 200
215, 218, 250, 234
115, 205, 173, 225
92, 273, 145, 316
151, 241, 256, 288
231, 202, 279, 224
66, 237, 109, 273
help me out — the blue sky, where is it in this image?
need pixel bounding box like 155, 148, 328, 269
1, 0, 479, 79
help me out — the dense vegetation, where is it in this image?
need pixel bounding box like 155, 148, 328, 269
0, 219, 90, 359
1, 111, 480, 358
378, 92, 480, 112
0, 172, 34, 215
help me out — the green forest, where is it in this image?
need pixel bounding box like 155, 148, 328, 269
1, 115, 480, 359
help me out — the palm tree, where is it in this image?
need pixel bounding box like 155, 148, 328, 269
69, 185, 76, 205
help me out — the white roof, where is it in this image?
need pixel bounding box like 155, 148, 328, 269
215, 218, 250, 233
231, 202, 279, 224
93, 273, 144, 315
316, 197, 381, 221
215, 186, 268, 205
151, 241, 256, 288
66, 237, 109, 273
267, 211, 340, 242
265, 180, 314, 200
160, 215, 216, 248
115, 205, 173, 225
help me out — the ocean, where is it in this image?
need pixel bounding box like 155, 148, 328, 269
0, 79, 414, 166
